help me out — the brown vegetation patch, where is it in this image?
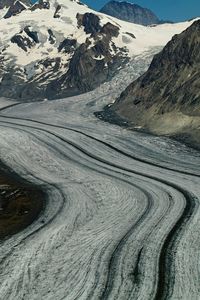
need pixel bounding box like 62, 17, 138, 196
0, 168, 45, 240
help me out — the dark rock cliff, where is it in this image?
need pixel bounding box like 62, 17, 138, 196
0, 10, 129, 101
100, 0, 160, 26
46, 13, 127, 99
110, 20, 200, 148
0, 0, 31, 9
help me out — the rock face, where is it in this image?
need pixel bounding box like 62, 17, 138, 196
46, 13, 127, 98
77, 12, 102, 34
0, 0, 134, 100
0, 0, 32, 19
30, 0, 50, 11
0, 0, 194, 101
11, 26, 39, 52
0, 0, 31, 9
100, 0, 160, 26
4, 1, 27, 18
111, 20, 200, 148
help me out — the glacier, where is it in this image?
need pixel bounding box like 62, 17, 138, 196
0, 50, 199, 300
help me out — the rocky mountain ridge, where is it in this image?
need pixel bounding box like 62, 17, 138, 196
100, 1, 164, 26
109, 19, 200, 148
0, 0, 134, 100
0, 0, 32, 19
0, 0, 31, 9
0, 0, 195, 101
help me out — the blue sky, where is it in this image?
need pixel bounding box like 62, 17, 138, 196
83, 0, 200, 22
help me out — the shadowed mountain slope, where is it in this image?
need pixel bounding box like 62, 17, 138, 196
110, 19, 200, 148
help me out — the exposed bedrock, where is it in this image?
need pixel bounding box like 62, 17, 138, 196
109, 20, 200, 149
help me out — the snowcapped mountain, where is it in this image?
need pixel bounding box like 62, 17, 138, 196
0, 0, 196, 101
108, 19, 200, 148
0, 0, 31, 9
100, 0, 160, 26
0, 0, 31, 18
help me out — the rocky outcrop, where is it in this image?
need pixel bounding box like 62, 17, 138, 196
77, 13, 102, 35
30, 0, 50, 11
4, 1, 27, 18
101, 22, 119, 37
0, 0, 188, 102
0, 5, 130, 101
48, 29, 56, 44
46, 15, 126, 98
24, 26, 39, 43
0, 0, 31, 9
11, 34, 33, 52
58, 38, 77, 53
100, 0, 160, 26
11, 26, 39, 52
53, 4, 61, 18
110, 20, 200, 148
0, 0, 31, 18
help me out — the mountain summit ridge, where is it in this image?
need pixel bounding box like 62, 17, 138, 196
100, 0, 160, 26
0, 0, 32, 9
0, 0, 196, 101
110, 19, 200, 148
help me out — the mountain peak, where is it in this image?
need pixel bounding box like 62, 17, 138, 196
0, 0, 32, 9
0, 0, 195, 102
3, 0, 31, 18
100, 0, 160, 26
111, 19, 200, 148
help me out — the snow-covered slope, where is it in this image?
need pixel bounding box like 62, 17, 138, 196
0, 0, 197, 100
100, 0, 160, 26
